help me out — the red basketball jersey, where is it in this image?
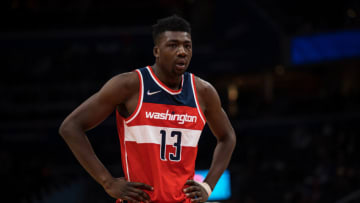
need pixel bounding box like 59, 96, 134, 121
115, 66, 206, 203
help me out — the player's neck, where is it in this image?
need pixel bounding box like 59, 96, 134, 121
151, 65, 182, 91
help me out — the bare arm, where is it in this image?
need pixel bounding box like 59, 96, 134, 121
59, 72, 152, 202
185, 77, 236, 202
198, 79, 236, 190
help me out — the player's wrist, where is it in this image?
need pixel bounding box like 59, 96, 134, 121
196, 181, 212, 197
100, 175, 116, 190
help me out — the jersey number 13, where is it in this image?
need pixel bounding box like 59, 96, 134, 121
160, 130, 182, 161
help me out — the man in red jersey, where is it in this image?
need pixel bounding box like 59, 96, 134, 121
59, 15, 236, 203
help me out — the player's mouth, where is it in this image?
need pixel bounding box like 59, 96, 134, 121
175, 59, 187, 71
175, 62, 186, 69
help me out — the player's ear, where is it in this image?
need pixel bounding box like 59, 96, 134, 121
153, 46, 159, 58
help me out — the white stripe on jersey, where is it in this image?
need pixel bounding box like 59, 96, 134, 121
121, 121, 131, 181
190, 74, 206, 124
125, 69, 144, 124
124, 125, 201, 147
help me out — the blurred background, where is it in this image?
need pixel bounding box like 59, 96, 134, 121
1, 0, 360, 202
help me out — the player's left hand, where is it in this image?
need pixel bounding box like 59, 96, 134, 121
184, 180, 209, 202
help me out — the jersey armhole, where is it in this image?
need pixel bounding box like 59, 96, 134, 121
191, 74, 206, 125
124, 69, 144, 123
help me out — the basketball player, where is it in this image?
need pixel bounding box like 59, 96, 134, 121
59, 15, 236, 203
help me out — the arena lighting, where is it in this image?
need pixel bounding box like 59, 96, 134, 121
227, 84, 238, 102
194, 170, 232, 201
291, 30, 360, 65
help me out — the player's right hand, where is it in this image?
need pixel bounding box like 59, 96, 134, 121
103, 177, 153, 203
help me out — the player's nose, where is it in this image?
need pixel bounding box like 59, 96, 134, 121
177, 45, 186, 56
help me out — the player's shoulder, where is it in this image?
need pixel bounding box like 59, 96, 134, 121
111, 71, 138, 83
107, 71, 139, 88
193, 75, 217, 95
99, 71, 139, 97
192, 75, 221, 112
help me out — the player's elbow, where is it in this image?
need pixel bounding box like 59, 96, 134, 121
58, 119, 76, 138
221, 130, 236, 152
217, 131, 236, 150
58, 121, 69, 137
227, 132, 236, 151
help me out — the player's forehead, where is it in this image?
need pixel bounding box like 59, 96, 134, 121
159, 31, 192, 43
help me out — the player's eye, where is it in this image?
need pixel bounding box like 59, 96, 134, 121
168, 43, 177, 48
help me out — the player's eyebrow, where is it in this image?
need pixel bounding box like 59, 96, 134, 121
167, 39, 192, 43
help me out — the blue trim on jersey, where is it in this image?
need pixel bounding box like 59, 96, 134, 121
139, 67, 197, 108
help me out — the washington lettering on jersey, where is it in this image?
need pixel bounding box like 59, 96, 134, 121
145, 110, 197, 124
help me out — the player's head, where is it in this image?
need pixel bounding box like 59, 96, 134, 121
152, 15, 191, 45
152, 15, 193, 76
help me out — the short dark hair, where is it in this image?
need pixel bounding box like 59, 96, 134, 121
152, 15, 191, 44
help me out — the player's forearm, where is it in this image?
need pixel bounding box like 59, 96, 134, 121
59, 122, 113, 188
204, 133, 236, 190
